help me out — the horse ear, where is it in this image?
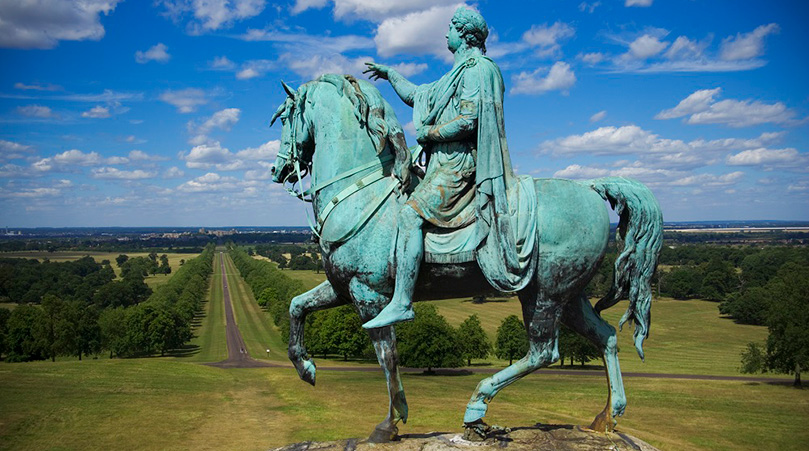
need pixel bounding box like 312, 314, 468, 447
281, 81, 296, 99
269, 102, 285, 127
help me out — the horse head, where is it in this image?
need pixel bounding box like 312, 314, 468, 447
270, 81, 314, 185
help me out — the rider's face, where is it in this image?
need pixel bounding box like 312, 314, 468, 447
446, 24, 462, 53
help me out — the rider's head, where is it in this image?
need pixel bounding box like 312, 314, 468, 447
451, 6, 488, 54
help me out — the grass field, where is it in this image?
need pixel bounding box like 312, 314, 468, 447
0, 251, 200, 290
0, 359, 806, 451
177, 251, 228, 363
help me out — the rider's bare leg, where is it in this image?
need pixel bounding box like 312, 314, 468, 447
363, 204, 423, 329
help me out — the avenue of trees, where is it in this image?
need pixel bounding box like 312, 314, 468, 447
0, 244, 214, 362
250, 243, 322, 271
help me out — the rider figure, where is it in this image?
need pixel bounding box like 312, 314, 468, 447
363, 7, 505, 329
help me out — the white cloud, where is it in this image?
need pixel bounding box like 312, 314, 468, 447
188, 108, 241, 145
294, 0, 459, 22
589, 110, 607, 122
14, 82, 61, 91
0, 0, 121, 49
627, 34, 668, 59
91, 167, 157, 179
0, 139, 34, 161
625, 0, 652, 6
181, 139, 279, 171
159, 88, 208, 113
374, 4, 460, 59
81, 105, 111, 118
656, 88, 799, 127
236, 68, 260, 80
163, 166, 185, 178
511, 62, 576, 95
135, 43, 170, 63
726, 148, 808, 172
128, 150, 164, 162
235, 140, 279, 160
664, 36, 707, 60
177, 172, 242, 193
241, 29, 373, 54
578, 52, 605, 65
670, 171, 744, 187
159, 0, 266, 33
17, 105, 54, 118
280, 53, 370, 80
210, 56, 235, 69
720, 23, 779, 61
53, 149, 103, 166
578, 2, 600, 13
555, 164, 609, 179
521, 22, 575, 58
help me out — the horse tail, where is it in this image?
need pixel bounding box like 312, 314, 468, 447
590, 177, 663, 361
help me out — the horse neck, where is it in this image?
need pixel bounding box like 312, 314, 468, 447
309, 95, 387, 210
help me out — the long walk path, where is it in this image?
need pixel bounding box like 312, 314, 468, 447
207, 252, 275, 369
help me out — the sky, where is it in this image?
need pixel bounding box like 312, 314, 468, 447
0, 0, 808, 227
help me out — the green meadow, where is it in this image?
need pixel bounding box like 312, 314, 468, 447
1, 255, 805, 450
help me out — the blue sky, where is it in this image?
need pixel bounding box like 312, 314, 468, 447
1, 0, 807, 227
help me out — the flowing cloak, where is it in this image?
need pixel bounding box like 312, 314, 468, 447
412, 55, 537, 292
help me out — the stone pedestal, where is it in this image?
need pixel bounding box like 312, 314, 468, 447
272, 424, 659, 451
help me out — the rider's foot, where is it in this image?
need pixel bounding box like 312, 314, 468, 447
362, 301, 414, 329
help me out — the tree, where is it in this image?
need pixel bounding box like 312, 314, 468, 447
5, 305, 48, 362
57, 300, 101, 360
739, 263, 809, 387
116, 254, 129, 267
41, 294, 64, 362
457, 314, 491, 365
318, 306, 370, 360
159, 254, 171, 274
558, 324, 600, 366
720, 287, 770, 325
98, 307, 128, 358
397, 303, 463, 372
495, 315, 528, 365
0, 308, 10, 358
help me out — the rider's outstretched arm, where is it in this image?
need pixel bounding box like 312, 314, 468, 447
388, 71, 418, 107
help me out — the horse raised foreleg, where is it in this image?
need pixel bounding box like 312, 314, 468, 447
288, 281, 345, 385
464, 300, 561, 429
562, 293, 626, 432
350, 279, 408, 443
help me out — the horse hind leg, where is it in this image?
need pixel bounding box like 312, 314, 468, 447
464, 297, 562, 433
350, 279, 408, 443
562, 293, 626, 432
288, 281, 345, 385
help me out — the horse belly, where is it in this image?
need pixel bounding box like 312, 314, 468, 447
415, 262, 503, 301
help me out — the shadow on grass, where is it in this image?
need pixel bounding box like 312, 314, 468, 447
165, 343, 200, 358
407, 369, 474, 377
552, 364, 606, 371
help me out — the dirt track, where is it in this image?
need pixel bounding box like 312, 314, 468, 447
207, 252, 277, 369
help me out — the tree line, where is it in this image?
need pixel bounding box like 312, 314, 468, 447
0, 244, 215, 362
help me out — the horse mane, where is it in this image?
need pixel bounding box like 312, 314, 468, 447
315, 74, 398, 155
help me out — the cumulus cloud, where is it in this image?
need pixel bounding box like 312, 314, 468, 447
374, 4, 460, 59
81, 105, 111, 118
0, 0, 121, 49
17, 105, 55, 118
511, 62, 576, 95
294, 0, 459, 22
720, 23, 779, 61
578, 52, 605, 65
210, 56, 235, 69
656, 88, 799, 127
91, 167, 157, 179
726, 148, 808, 172
159, 0, 266, 33
128, 150, 165, 162
521, 22, 576, 58
159, 88, 208, 113
236, 68, 260, 80
135, 43, 170, 63
177, 172, 242, 193
627, 34, 668, 60
180, 139, 279, 171
163, 166, 185, 178
0, 139, 34, 161
188, 108, 241, 145
625, 0, 653, 6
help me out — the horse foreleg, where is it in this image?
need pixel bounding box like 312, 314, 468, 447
367, 326, 408, 443
288, 281, 345, 385
562, 293, 626, 432
350, 278, 408, 443
464, 300, 561, 428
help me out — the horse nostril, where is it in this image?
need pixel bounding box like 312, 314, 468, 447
270, 165, 276, 175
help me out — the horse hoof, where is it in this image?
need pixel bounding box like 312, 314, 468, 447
368, 424, 398, 443
463, 400, 488, 424
297, 360, 316, 386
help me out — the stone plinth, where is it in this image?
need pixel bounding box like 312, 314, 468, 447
272, 424, 659, 451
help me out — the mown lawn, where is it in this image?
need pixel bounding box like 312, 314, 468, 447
0, 359, 806, 451
176, 251, 228, 363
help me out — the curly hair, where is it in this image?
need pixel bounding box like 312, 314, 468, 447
450, 6, 489, 54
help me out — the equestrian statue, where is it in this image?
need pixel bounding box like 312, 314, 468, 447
269, 6, 663, 443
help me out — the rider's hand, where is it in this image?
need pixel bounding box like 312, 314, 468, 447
416, 126, 431, 145
394, 165, 411, 196
363, 62, 392, 81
